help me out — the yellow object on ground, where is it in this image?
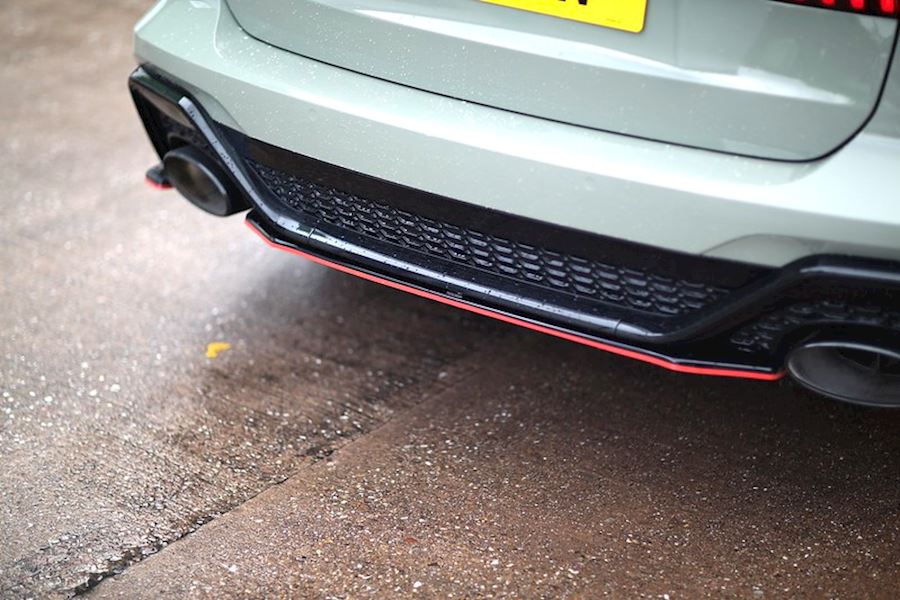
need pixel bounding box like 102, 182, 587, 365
206, 342, 232, 358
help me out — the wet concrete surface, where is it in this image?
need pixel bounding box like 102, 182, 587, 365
1, 0, 900, 598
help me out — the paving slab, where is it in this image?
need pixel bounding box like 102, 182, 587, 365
91, 337, 900, 598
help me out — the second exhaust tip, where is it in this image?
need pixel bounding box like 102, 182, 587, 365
788, 340, 900, 407
163, 146, 249, 217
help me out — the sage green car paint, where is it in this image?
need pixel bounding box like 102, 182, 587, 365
134, 0, 900, 268
226, 0, 897, 161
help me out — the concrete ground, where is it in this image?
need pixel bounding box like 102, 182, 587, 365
2, 1, 900, 598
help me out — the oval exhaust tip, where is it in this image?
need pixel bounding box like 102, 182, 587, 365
788, 341, 900, 408
163, 146, 249, 217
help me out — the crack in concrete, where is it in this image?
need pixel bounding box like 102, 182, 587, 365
68, 361, 486, 597
67, 447, 342, 597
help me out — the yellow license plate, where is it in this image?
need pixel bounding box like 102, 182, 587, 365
481, 0, 647, 33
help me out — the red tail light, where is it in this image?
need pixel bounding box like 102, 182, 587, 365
775, 0, 898, 16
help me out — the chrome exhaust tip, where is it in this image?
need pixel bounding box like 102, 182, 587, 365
163, 146, 249, 217
788, 340, 900, 407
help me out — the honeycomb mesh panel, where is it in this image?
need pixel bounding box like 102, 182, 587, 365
247, 158, 730, 317
731, 301, 900, 353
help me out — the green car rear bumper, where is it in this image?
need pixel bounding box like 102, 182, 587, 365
135, 0, 900, 268
132, 1, 900, 396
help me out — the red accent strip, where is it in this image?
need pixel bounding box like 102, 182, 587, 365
245, 219, 784, 382
145, 176, 172, 191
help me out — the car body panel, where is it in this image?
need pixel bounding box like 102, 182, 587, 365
225, 0, 897, 160
134, 0, 900, 268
